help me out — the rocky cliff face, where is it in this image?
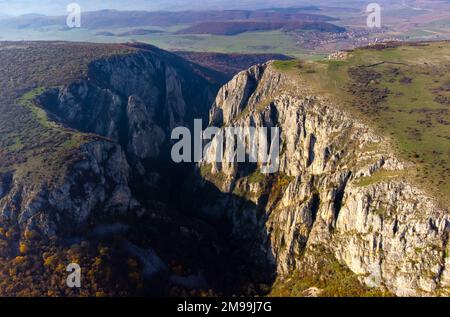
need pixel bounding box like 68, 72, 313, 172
199, 63, 450, 296
40, 48, 216, 155
0, 46, 219, 238
0, 140, 136, 236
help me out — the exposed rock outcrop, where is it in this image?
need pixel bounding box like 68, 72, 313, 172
0, 140, 137, 236
40, 48, 217, 144
198, 63, 450, 296
0, 47, 219, 238
126, 95, 165, 160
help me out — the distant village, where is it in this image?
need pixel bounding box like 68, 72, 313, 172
293, 27, 407, 51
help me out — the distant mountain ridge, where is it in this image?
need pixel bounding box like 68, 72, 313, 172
173, 51, 293, 78
177, 21, 346, 35
0, 8, 337, 30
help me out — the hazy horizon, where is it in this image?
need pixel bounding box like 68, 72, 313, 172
0, 0, 393, 16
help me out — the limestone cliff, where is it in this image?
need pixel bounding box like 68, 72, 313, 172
0, 44, 219, 238
199, 63, 450, 296
0, 140, 137, 236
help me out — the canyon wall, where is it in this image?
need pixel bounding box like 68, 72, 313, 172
199, 63, 450, 296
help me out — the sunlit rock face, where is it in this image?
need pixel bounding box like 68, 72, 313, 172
199, 63, 450, 296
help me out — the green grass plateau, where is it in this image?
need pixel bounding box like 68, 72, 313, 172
274, 41, 450, 207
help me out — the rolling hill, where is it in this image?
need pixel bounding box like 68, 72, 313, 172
177, 21, 346, 35
173, 51, 293, 78
0, 8, 336, 30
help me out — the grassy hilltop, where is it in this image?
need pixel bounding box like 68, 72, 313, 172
274, 41, 450, 207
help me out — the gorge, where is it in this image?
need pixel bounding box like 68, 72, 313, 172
0, 41, 448, 297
